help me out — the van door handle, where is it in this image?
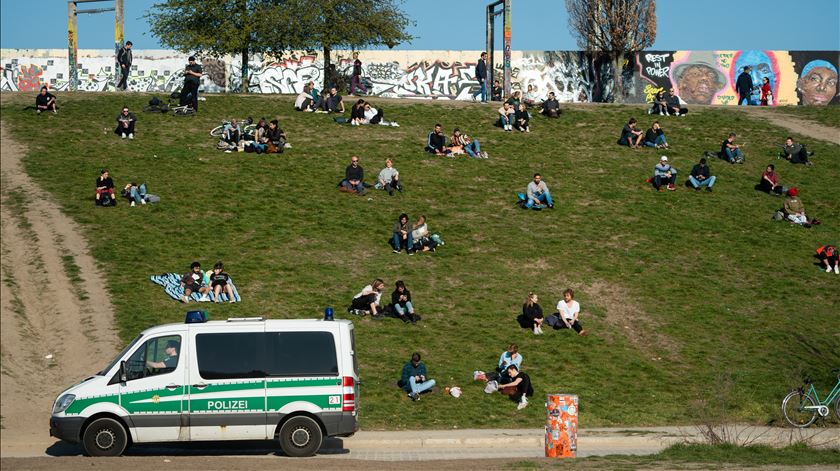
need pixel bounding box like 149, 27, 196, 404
192, 383, 208, 390
165, 384, 179, 391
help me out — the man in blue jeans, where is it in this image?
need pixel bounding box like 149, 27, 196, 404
524, 173, 554, 209
688, 158, 716, 192
720, 133, 745, 164
401, 352, 435, 401
473, 52, 488, 103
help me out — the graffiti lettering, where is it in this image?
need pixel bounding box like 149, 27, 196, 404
644, 84, 664, 103
17, 64, 43, 91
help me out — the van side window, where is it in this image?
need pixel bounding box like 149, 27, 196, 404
196, 333, 266, 380
124, 335, 182, 381
266, 332, 338, 377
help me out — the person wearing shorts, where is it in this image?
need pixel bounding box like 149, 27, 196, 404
209, 261, 235, 303
180, 261, 210, 303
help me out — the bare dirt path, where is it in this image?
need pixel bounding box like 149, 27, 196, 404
0, 122, 119, 456
736, 107, 840, 145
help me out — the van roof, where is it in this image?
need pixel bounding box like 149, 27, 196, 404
139, 318, 353, 337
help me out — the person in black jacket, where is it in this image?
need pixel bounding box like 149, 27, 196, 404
665, 88, 688, 116
472, 52, 488, 103
340, 155, 365, 194
736, 65, 754, 106
35, 86, 57, 113
540, 92, 561, 117
117, 41, 133, 90
114, 106, 136, 139
519, 292, 545, 335
350, 52, 367, 95
391, 280, 418, 323
350, 99, 366, 125
95, 169, 116, 206
688, 158, 716, 192
498, 364, 534, 410
425, 124, 449, 155
643, 121, 669, 149
181, 56, 202, 111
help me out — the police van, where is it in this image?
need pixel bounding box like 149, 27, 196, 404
49, 313, 359, 457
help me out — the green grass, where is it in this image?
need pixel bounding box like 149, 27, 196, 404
1, 93, 838, 429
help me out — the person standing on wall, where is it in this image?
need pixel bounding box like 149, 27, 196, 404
181, 56, 203, 112
116, 41, 133, 91
473, 52, 488, 103
350, 52, 367, 96
736, 65, 754, 106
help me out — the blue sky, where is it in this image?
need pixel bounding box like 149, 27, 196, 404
2, 0, 838, 51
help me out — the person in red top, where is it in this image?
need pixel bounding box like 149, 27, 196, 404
755, 164, 784, 195
816, 246, 839, 274
760, 77, 773, 106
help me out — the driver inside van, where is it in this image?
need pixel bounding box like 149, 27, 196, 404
146, 340, 180, 370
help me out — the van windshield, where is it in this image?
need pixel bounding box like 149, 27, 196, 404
97, 334, 143, 376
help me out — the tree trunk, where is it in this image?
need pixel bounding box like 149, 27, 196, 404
240, 47, 250, 93
323, 45, 332, 91
611, 53, 622, 103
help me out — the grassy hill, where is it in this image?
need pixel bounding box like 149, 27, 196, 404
1, 93, 838, 429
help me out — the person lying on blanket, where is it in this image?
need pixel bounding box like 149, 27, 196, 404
210, 261, 236, 303
180, 261, 210, 303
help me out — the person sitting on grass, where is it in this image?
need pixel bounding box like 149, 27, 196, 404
688, 158, 716, 192
491, 80, 503, 101
391, 280, 419, 323
264, 119, 286, 153
513, 103, 531, 133
350, 278, 385, 317
497, 364, 533, 410
497, 102, 514, 131
524, 173, 554, 209
755, 164, 785, 195
666, 87, 688, 116
180, 261, 210, 303
652, 156, 677, 192
783, 187, 818, 228
498, 344, 522, 374
121, 182, 148, 207
450, 128, 488, 158
223, 119, 241, 146
815, 245, 839, 274
522, 84, 539, 107
401, 352, 436, 402
411, 215, 438, 253
506, 90, 522, 108
518, 292, 545, 335
720, 132, 744, 164
294, 86, 314, 111
209, 261, 235, 303
318, 87, 345, 113
643, 121, 669, 149
307, 81, 321, 108
350, 99, 366, 125
115, 106, 136, 139
376, 158, 402, 196
340, 155, 365, 194
618, 118, 643, 148
780, 137, 814, 166
540, 91, 561, 117
392, 213, 414, 254
35, 86, 57, 114
426, 123, 450, 155
649, 90, 668, 115
547, 288, 588, 336
95, 169, 116, 206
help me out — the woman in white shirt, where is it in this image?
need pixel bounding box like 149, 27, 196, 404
552, 288, 588, 336
349, 278, 385, 317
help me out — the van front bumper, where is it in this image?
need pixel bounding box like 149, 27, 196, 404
50, 416, 86, 443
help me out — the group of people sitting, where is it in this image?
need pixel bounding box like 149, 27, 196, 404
648, 88, 689, 116
497, 101, 531, 132
391, 213, 441, 254
218, 117, 288, 154
348, 278, 421, 323
95, 169, 159, 206
294, 82, 345, 113
474, 344, 534, 410
754, 162, 820, 228
339, 155, 406, 196
618, 118, 670, 149
348, 98, 399, 126
179, 260, 235, 304
425, 124, 489, 158
647, 155, 718, 192
518, 290, 588, 336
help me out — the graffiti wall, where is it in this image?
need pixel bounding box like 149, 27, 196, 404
3, 49, 838, 105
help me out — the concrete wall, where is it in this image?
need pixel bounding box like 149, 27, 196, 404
3, 49, 838, 105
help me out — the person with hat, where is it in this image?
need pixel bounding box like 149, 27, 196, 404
146, 340, 180, 370
400, 352, 436, 401
688, 158, 716, 192
783, 188, 814, 227
672, 52, 726, 104
181, 56, 203, 111
816, 245, 839, 274
497, 364, 533, 410
736, 65, 755, 106
652, 156, 677, 192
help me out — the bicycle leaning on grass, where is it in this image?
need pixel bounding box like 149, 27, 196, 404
781, 369, 840, 428
210, 118, 256, 138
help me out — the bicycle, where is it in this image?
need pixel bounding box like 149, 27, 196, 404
210, 118, 256, 138
781, 369, 840, 428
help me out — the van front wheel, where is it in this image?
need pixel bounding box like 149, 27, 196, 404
82, 418, 128, 456
278, 416, 323, 457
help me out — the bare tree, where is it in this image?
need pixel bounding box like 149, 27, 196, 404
566, 0, 657, 102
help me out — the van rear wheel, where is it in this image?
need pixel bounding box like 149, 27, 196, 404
82, 418, 128, 456
278, 416, 322, 457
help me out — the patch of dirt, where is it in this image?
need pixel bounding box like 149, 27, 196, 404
0, 122, 119, 455
736, 107, 840, 145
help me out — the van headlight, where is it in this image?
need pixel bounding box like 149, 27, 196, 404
53, 394, 76, 414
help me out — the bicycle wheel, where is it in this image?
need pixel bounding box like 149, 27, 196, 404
243, 124, 257, 135
782, 390, 818, 428
210, 125, 224, 137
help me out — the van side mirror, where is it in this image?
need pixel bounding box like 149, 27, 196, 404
119, 360, 127, 383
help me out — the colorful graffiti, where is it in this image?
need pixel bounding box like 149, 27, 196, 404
2, 49, 838, 105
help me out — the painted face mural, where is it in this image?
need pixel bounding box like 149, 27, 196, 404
671, 52, 726, 104
798, 60, 838, 105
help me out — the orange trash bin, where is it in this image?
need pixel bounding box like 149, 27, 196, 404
545, 394, 578, 458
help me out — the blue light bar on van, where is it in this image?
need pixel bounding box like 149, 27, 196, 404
185, 311, 208, 323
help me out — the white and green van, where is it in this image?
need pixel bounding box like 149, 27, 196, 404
49, 315, 359, 457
